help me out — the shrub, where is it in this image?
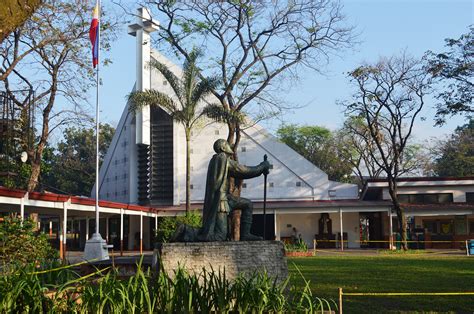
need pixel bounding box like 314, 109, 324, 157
0, 215, 57, 267
284, 238, 309, 252
155, 211, 202, 243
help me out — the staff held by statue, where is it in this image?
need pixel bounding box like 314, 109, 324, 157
263, 154, 268, 240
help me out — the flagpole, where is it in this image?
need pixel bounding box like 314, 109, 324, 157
94, 0, 101, 237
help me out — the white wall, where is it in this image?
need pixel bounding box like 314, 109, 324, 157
329, 212, 360, 249
128, 215, 151, 250
276, 212, 361, 249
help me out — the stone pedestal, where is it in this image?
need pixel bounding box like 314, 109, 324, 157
155, 241, 288, 282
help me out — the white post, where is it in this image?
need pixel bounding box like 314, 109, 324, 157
106, 217, 109, 242
339, 209, 344, 251
140, 212, 143, 254
155, 213, 158, 231
86, 217, 90, 240
120, 208, 124, 256
59, 218, 63, 259
389, 209, 393, 250
274, 211, 279, 240
63, 201, 68, 259
20, 195, 25, 224
49, 220, 53, 238
94, 0, 101, 239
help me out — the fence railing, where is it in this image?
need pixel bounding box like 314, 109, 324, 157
337, 288, 474, 314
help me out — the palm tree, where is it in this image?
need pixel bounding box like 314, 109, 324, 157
128, 50, 219, 214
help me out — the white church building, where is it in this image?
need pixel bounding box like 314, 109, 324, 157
95, 8, 392, 250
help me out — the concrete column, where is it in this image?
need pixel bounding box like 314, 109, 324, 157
86, 217, 90, 240
71, 218, 75, 247
59, 216, 63, 260
339, 209, 344, 251
120, 208, 124, 256
155, 213, 158, 231
20, 195, 25, 224
274, 211, 279, 240
106, 217, 109, 242
140, 212, 143, 254
62, 201, 68, 260
389, 209, 393, 250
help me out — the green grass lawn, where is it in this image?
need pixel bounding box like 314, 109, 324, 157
288, 254, 474, 313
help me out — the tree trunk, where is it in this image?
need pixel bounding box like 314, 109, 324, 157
185, 128, 191, 214
26, 69, 57, 192
27, 158, 41, 192
388, 180, 408, 250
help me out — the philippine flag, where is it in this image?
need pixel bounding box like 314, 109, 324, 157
89, 0, 100, 68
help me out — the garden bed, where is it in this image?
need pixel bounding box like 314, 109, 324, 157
285, 251, 315, 257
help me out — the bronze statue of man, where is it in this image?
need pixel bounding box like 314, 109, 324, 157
196, 139, 270, 241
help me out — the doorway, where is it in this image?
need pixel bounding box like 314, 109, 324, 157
359, 212, 383, 248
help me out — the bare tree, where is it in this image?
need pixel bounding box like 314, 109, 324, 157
338, 116, 384, 184
343, 54, 431, 250
142, 0, 354, 194
1, 0, 118, 192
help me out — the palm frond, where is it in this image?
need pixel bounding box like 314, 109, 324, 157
128, 90, 178, 114
149, 59, 184, 104
202, 104, 245, 124
191, 76, 220, 105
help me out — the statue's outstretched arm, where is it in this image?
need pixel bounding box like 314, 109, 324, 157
228, 159, 268, 179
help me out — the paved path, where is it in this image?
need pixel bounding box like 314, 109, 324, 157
66, 250, 153, 264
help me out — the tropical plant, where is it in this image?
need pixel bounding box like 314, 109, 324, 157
129, 50, 219, 213
0, 258, 337, 312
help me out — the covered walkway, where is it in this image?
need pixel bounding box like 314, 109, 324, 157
0, 186, 183, 258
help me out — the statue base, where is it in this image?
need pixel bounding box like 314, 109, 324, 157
154, 241, 288, 282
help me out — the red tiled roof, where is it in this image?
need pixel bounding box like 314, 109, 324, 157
0, 186, 179, 213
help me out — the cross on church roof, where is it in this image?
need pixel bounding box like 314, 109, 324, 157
128, 7, 159, 37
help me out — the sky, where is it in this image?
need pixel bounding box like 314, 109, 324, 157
97, 0, 473, 142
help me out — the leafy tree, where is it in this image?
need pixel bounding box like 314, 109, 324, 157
425, 26, 473, 125
128, 50, 218, 213
276, 124, 352, 182
42, 124, 114, 196
344, 54, 432, 250
148, 0, 354, 183
1, 0, 118, 192
0, 215, 57, 266
433, 119, 474, 177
